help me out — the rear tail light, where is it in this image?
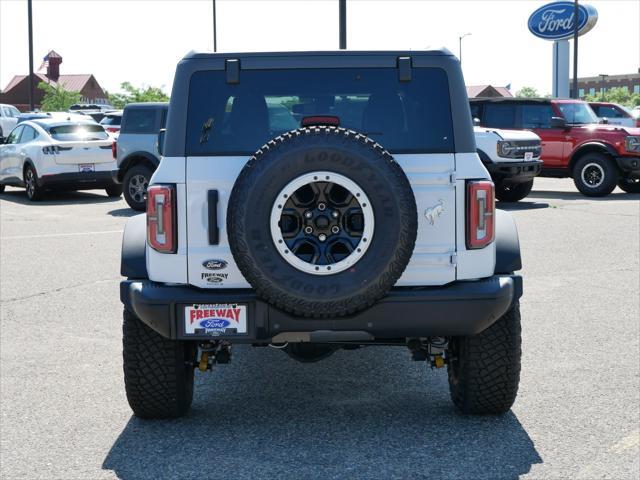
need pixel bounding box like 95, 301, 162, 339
42, 145, 59, 154
147, 185, 176, 253
636, 119, 640, 128
112, 140, 117, 159
106, 127, 119, 133
466, 180, 495, 249
301, 115, 340, 127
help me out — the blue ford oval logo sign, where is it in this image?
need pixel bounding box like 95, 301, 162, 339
528, 2, 598, 41
202, 259, 227, 270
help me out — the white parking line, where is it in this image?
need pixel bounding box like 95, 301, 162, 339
0, 230, 123, 240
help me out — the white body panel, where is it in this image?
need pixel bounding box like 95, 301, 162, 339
0, 104, 19, 137
474, 127, 541, 164
145, 152, 496, 288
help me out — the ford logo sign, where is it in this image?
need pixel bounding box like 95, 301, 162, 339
528, 2, 598, 41
202, 259, 227, 270
200, 319, 230, 329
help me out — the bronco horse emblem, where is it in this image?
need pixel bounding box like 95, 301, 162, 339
424, 200, 445, 225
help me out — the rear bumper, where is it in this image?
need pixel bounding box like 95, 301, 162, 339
38, 170, 120, 189
486, 160, 543, 184
120, 275, 522, 343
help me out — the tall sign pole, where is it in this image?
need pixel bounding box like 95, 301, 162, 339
339, 0, 346, 49
213, 0, 217, 52
528, 2, 597, 99
27, 0, 34, 111
572, 0, 579, 98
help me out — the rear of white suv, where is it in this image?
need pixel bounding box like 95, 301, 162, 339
119, 51, 524, 419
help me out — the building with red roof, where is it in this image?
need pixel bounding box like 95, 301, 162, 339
466, 85, 514, 98
0, 50, 108, 111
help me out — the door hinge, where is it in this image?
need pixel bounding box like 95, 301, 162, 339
450, 253, 458, 265
449, 172, 457, 184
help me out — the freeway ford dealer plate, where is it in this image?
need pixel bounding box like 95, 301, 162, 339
184, 304, 247, 335
524, 152, 534, 161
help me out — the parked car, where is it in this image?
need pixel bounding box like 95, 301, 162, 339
0, 119, 121, 199
17, 111, 96, 124
115, 102, 167, 210
99, 111, 123, 135
69, 104, 115, 123
470, 98, 640, 195
589, 102, 639, 128
474, 126, 542, 201
0, 104, 21, 141
120, 49, 525, 419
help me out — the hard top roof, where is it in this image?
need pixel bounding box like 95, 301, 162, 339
123, 102, 168, 109
182, 49, 453, 61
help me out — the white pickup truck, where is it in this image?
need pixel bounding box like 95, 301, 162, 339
0, 104, 21, 141
474, 126, 542, 202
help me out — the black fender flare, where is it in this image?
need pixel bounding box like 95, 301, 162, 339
569, 142, 618, 172
494, 209, 522, 274
121, 213, 148, 279
476, 149, 493, 165
118, 152, 159, 182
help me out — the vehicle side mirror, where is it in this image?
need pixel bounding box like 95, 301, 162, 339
157, 129, 166, 156
472, 117, 481, 126
550, 116, 567, 129
600, 117, 609, 124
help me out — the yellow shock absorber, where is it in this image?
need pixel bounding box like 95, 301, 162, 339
434, 355, 445, 369
198, 351, 209, 372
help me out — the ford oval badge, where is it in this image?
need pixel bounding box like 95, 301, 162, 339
528, 2, 598, 41
202, 259, 228, 270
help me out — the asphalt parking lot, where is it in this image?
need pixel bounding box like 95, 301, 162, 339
0, 178, 638, 480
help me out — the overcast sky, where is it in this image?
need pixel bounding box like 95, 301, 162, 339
0, 0, 638, 97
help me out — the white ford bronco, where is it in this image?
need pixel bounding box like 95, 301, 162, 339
474, 126, 542, 202
120, 50, 524, 419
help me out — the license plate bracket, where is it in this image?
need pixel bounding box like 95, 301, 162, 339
78, 163, 95, 173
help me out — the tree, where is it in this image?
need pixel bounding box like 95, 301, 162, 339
515, 86, 540, 98
582, 87, 640, 108
107, 82, 169, 108
37, 81, 81, 111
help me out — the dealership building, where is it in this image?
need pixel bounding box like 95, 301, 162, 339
576, 71, 640, 98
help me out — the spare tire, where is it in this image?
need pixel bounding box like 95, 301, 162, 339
227, 126, 417, 318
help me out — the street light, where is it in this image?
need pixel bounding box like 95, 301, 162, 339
599, 73, 609, 101
459, 33, 472, 67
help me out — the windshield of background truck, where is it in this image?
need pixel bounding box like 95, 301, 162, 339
557, 103, 599, 125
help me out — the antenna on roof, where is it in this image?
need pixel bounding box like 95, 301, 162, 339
27, 0, 34, 111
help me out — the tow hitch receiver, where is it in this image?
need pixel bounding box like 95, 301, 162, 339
197, 341, 232, 372
407, 338, 448, 369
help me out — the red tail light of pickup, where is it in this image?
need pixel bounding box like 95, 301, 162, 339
466, 180, 495, 249
112, 140, 117, 159
147, 185, 176, 253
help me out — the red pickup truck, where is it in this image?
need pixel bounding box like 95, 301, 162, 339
470, 98, 640, 196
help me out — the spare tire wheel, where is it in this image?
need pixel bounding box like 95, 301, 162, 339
227, 126, 417, 318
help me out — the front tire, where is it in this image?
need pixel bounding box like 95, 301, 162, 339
447, 301, 522, 414
105, 184, 123, 198
24, 165, 44, 201
123, 165, 152, 211
123, 310, 195, 419
572, 153, 618, 197
495, 179, 534, 202
617, 176, 640, 194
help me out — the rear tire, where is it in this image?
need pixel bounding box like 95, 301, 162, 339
123, 164, 153, 211
495, 179, 534, 202
572, 153, 618, 197
123, 309, 195, 419
24, 165, 44, 201
617, 176, 640, 194
105, 185, 123, 197
447, 301, 522, 414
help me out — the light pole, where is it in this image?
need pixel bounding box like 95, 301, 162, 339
572, 0, 579, 98
27, 0, 34, 111
459, 33, 471, 67
212, 0, 217, 52
599, 73, 608, 101
339, 0, 346, 49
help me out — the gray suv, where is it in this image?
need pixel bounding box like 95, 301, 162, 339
115, 102, 168, 210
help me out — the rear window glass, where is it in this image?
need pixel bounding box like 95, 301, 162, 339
48, 124, 109, 141
122, 109, 157, 134
100, 115, 122, 126
484, 104, 517, 129
186, 68, 454, 155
